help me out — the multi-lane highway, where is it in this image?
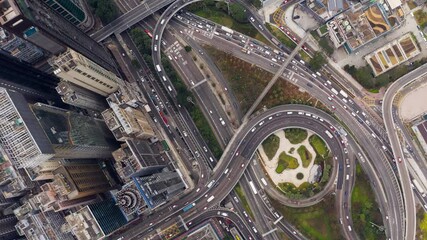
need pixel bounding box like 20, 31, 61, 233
382, 64, 427, 240
91, 0, 175, 42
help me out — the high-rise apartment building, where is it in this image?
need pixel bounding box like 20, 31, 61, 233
31, 159, 114, 212
0, 0, 116, 72
42, 0, 94, 31
0, 88, 116, 169
50, 48, 120, 97
56, 80, 108, 112
103, 91, 155, 141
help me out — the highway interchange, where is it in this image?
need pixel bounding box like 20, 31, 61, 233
89, 0, 427, 239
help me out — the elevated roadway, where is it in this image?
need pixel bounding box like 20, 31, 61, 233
90, 0, 175, 42
382, 64, 427, 240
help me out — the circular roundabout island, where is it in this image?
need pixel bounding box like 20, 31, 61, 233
259, 127, 333, 200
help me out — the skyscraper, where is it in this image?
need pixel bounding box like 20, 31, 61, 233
0, 88, 116, 169
0, 0, 116, 72
50, 48, 120, 97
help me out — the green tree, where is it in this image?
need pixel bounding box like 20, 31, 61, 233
88, 0, 118, 24
184, 46, 192, 52
229, 3, 248, 23
309, 52, 326, 71
250, 0, 262, 8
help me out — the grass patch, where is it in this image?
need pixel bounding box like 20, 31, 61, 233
309, 134, 328, 157
270, 194, 344, 240
203, 46, 329, 113
265, 23, 297, 49
319, 24, 328, 35
297, 145, 312, 168
191, 4, 270, 45
351, 164, 386, 240
234, 184, 254, 219
262, 134, 280, 160
368, 88, 379, 93
415, 9, 427, 29
284, 128, 308, 144
276, 151, 299, 173
299, 50, 312, 62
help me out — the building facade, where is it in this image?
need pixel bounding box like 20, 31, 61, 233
50, 48, 120, 97
0, 28, 45, 64
42, 0, 94, 31
0, 0, 116, 71
56, 80, 108, 112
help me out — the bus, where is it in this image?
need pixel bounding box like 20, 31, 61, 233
144, 29, 153, 38
207, 195, 215, 202
325, 130, 333, 139
156, 65, 161, 72
271, 38, 280, 45
260, 178, 268, 186
183, 203, 195, 212
339, 90, 348, 98
413, 179, 425, 195
249, 181, 258, 195
221, 26, 234, 34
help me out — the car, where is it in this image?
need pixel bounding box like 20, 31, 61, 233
235, 151, 239, 156
398, 157, 402, 163
203, 146, 208, 152
233, 196, 239, 202
196, 188, 200, 192
259, 121, 265, 126
209, 110, 213, 114
149, 222, 153, 226
241, 163, 245, 168
251, 127, 256, 132
188, 222, 192, 225
327, 97, 332, 101
343, 105, 347, 109
331, 105, 336, 110
173, 205, 177, 208
268, 116, 273, 120
330, 94, 335, 98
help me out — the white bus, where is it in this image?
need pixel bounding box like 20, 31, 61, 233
261, 178, 268, 186
339, 90, 348, 98
249, 181, 258, 195
413, 179, 425, 195
325, 130, 333, 139
331, 88, 339, 95
156, 65, 161, 72
207, 195, 215, 203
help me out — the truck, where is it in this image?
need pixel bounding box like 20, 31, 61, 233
413, 179, 425, 196
339, 89, 348, 98
156, 65, 161, 72
249, 181, 258, 195
183, 203, 195, 212
207, 180, 215, 188
221, 26, 234, 34
331, 88, 339, 95
144, 104, 152, 113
